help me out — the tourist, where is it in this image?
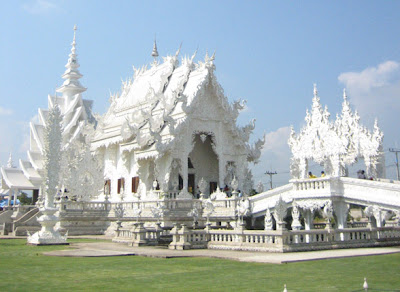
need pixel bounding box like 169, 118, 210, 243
321, 171, 326, 177
308, 172, 317, 178
357, 170, 367, 179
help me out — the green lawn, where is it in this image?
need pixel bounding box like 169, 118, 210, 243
0, 239, 399, 292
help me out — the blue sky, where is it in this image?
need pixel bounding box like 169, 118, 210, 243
1, 1, 400, 187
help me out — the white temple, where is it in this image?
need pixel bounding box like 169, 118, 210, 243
1, 26, 400, 253
91, 42, 264, 202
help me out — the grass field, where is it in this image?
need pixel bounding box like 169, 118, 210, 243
0, 239, 399, 291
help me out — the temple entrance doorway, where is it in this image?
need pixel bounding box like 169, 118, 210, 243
189, 133, 219, 195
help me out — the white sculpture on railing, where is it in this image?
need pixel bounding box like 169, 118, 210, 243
133, 204, 142, 223
236, 197, 250, 225
151, 203, 164, 223
291, 201, 302, 230
288, 85, 385, 179
28, 105, 67, 245
323, 201, 334, 230
114, 203, 124, 229
203, 198, 215, 225
198, 178, 208, 199
264, 208, 273, 230
187, 207, 199, 228
274, 196, 287, 230
210, 186, 226, 200
231, 176, 239, 199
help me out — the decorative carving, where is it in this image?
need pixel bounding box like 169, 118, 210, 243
236, 197, 250, 224
291, 201, 302, 230
200, 133, 207, 143
273, 196, 287, 222
203, 198, 215, 224
210, 187, 226, 200
187, 207, 199, 228
198, 178, 208, 198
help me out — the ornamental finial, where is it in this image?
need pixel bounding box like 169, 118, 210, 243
343, 88, 347, 100
151, 37, 159, 59
7, 152, 14, 168
72, 25, 77, 49
313, 83, 318, 98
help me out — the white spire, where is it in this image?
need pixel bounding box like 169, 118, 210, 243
151, 38, 159, 62
57, 25, 86, 96
343, 88, 347, 100
313, 83, 318, 98
7, 153, 14, 168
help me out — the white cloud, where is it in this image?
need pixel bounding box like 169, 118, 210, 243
338, 61, 399, 93
338, 61, 400, 116
0, 107, 13, 116
22, 0, 59, 14
263, 126, 291, 153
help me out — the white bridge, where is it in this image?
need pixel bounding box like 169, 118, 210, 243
250, 176, 400, 228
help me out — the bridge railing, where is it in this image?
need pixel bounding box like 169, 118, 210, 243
166, 225, 400, 252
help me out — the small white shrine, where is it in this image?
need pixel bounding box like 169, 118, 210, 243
289, 84, 385, 179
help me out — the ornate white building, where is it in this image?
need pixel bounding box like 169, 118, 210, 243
91, 43, 264, 202
288, 84, 385, 179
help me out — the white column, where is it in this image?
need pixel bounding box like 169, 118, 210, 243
182, 155, 188, 190
304, 209, 314, 243
8, 189, 13, 207
14, 190, 19, 206
218, 157, 225, 188
333, 201, 349, 241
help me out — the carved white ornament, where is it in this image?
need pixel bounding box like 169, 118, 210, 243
288, 86, 384, 179
264, 209, 273, 230
198, 178, 208, 195
273, 196, 287, 222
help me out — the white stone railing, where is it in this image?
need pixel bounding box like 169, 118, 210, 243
291, 177, 331, 192
59, 201, 109, 211
168, 226, 400, 252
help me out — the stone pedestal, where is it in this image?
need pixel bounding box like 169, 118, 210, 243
168, 223, 180, 250
27, 207, 68, 245
276, 221, 287, 231
130, 222, 148, 247
176, 224, 191, 250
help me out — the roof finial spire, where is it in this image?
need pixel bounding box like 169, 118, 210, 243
56, 25, 86, 97
151, 36, 159, 64
313, 83, 318, 98
343, 88, 347, 100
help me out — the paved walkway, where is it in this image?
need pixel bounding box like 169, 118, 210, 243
43, 241, 400, 264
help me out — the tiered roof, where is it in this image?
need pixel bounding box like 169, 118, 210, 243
93, 48, 264, 163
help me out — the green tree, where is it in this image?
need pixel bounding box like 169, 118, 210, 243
18, 192, 32, 205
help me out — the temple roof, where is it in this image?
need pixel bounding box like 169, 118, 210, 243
0, 167, 38, 190
92, 50, 213, 147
